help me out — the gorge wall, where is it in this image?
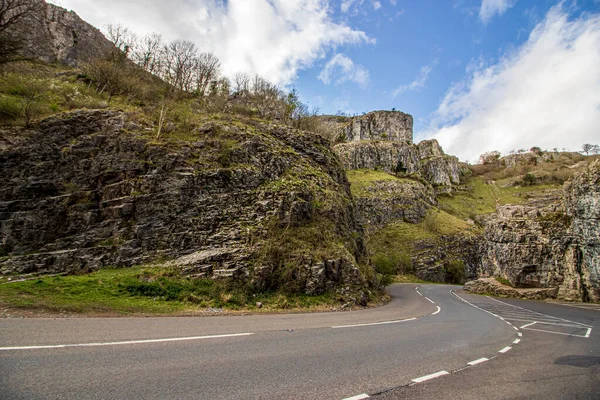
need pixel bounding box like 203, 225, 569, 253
474, 160, 600, 302
0, 110, 371, 297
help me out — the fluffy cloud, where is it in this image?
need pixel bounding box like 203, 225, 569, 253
479, 0, 516, 24
49, 0, 373, 85
392, 60, 437, 97
318, 53, 370, 87
422, 6, 600, 163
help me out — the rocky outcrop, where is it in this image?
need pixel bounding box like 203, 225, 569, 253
464, 278, 558, 300
333, 139, 461, 188
0, 110, 371, 296
6, 1, 114, 65
341, 111, 413, 143
477, 161, 600, 302
352, 177, 436, 234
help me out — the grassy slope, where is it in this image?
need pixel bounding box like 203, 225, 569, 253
0, 267, 351, 315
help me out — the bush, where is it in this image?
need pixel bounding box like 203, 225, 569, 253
444, 260, 465, 284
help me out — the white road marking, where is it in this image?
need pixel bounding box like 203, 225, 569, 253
485, 296, 592, 328
513, 339, 521, 344
513, 326, 518, 331
467, 358, 489, 366
499, 346, 512, 353
504, 318, 586, 327
331, 318, 416, 329
520, 321, 537, 329
416, 290, 422, 296
431, 306, 441, 315
518, 332, 522, 337
425, 297, 435, 304
0, 333, 255, 351
411, 370, 449, 383
585, 328, 592, 338
523, 327, 592, 338
342, 394, 370, 400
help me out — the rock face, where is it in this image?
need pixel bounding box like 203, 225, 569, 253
0, 110, 370, 295
341, 111, 413, 143
477, 161, 600, 301
334, 139, 461, 188
7, 1, 114, 65
464, 278, 558, 300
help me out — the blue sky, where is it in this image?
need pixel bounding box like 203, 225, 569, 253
51, 0, 600, 162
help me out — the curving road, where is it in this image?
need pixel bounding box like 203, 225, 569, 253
0, 284, 598, 399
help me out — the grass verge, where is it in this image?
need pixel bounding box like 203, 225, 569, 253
0, 266, 379, 316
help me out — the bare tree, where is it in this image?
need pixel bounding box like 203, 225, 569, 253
479, 151, 501, 165
131, 32, 163, 74
232, 72, 250, 94
0, 0, 44, 63
162, 39, 197, 91
193, 52, 221, 96
105, 23, 137, 57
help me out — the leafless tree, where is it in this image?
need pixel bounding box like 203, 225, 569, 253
193, 52, 221, 96
232, 72, 250, 94
162, 39, 197, 91
105, 23, 137, 57
131, 32, 163, 74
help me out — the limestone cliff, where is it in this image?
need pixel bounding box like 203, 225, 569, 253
0, 110, 371, 297
6, 1, 114, 65
475, 160, 600, 301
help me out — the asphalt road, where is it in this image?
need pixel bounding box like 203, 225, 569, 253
0, 284, 598, 399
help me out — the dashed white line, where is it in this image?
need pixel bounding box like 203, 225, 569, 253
467, 358, 489, 366
585, 328, 592, 338
342, 394, 370, 400
520, 321, 537, 329
513, 339, 521, 344
425, 297, 435, 304
498, 346, 512, 353
512, 326, 519, 331
331, 318, 417, 329
0, 332, 255, 351
412, 370, 450, 383
431, 306, 441, 315
518, 332, 523, 337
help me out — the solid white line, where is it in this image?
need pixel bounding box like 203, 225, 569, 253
431, 306, 441, 315
519, 321, 537, 329
499, 346, 512, 353
450, 291, 502, 320
506, 319, 589, 328
416, 290, 423, 296
585, 328, 592, 338
513, 339, 521, 344
513, 326, 519, 331
522, 327, 591, 338
342, 394, 370, 400
467, 358, 489, 366
518, 332, 522, 337
412, 370, 449, 383
425, 297, 435, 304
331, 318, 416, 329
0, 333, 255, 351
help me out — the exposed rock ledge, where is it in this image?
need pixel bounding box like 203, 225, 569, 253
464, 278, 558, 300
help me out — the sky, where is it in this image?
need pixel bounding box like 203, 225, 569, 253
48, 0, 600, 163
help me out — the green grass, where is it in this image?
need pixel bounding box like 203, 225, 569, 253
0, 266, 357, 315
439, 177, 560, 220
393, 274, 430, 284
367, 208, 477, 275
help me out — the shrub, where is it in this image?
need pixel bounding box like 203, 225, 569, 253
444, 260, 465, 284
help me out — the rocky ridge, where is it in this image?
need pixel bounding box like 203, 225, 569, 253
0, 110, 371, 297
474, 160, 600, 302
7, 2, 114, 66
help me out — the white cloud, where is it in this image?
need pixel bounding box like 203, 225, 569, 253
392, 60, 437, 97
479, 0, 516, 24
48, 0, 373, 85
318, 53, 370, 87
373, 1, 382, 11
422, 6, 600, 163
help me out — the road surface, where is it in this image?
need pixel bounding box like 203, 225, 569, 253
1, 284, 598, 399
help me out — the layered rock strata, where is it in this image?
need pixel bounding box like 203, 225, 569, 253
0, 110, 370, 295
